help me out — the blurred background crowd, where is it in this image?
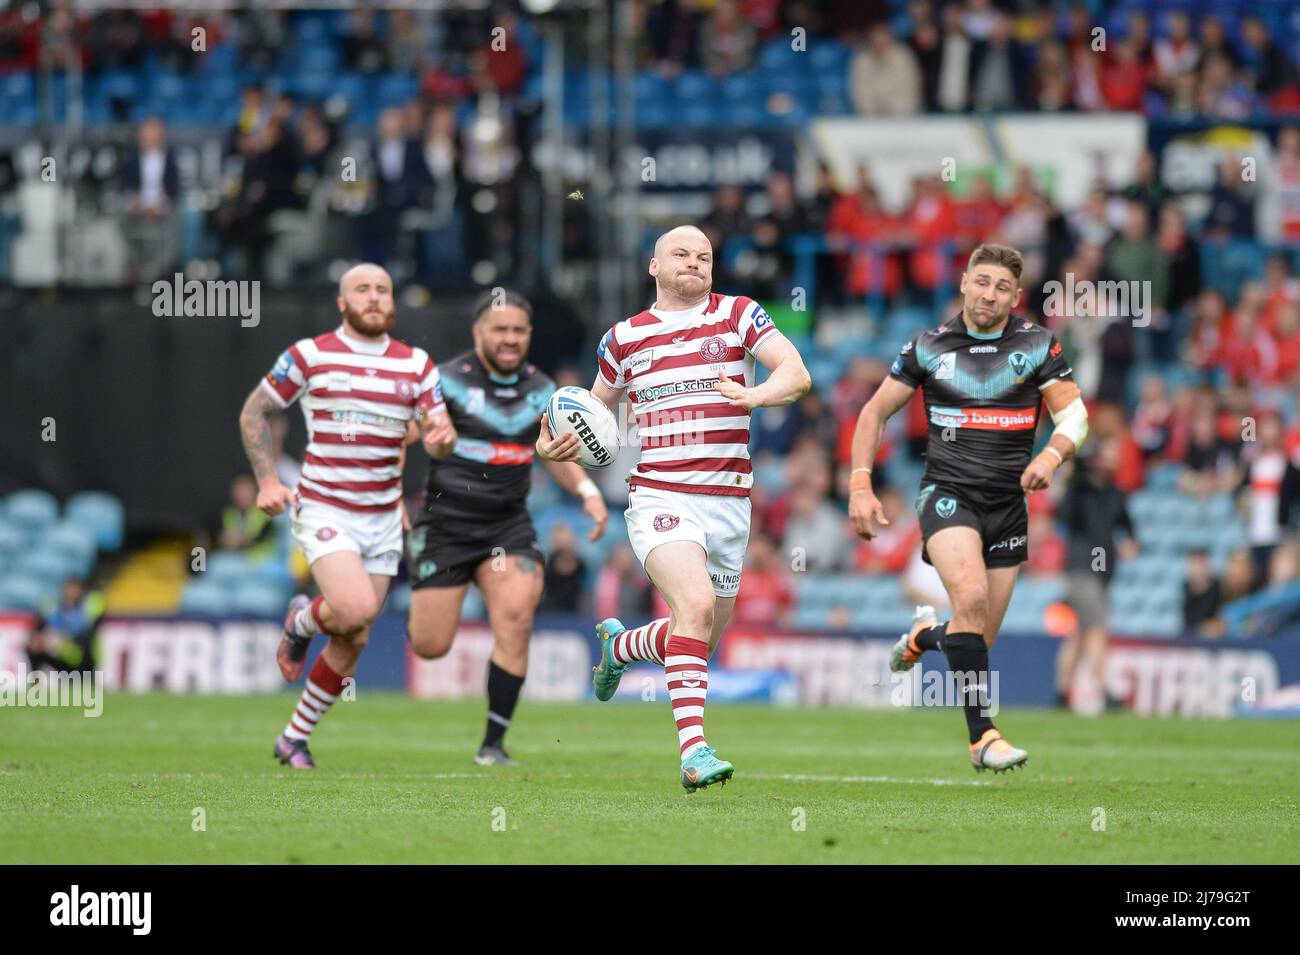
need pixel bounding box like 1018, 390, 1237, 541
3, 1, 1299, 678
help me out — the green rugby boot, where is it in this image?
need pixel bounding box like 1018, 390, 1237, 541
592, 617, 628, 702
680, 746, 734, 792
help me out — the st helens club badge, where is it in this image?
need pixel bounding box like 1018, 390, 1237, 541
653, 514, 680, 532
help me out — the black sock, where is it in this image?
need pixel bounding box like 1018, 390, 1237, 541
483, 661, 525, 749
940, 631, 996, 744
914, 621, 947, 652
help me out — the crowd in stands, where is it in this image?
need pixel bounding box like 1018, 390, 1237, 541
5, 2, 1300, 640
849, 2, 1300, 118
7, 2, 1300, 286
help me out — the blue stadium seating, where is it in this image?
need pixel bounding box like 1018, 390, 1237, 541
5, 490, 59, 536
203, 551, 255, 587
0, 519, 25, 554
0, 575, 52, 613
66, 492, 124, 552
231, 579, 290, 616
387, 582, 412, 614
16, 547, 80, 583
180, 578, 229, 616
43, 523, 98, 570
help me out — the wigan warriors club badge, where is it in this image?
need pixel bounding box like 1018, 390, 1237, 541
698, 337, 728, 363
653, 514, 680, 532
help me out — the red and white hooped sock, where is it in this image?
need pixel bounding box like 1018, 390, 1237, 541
283, 656, 344, 741
665, 635, 710, 759
291, 596, 329, 639
612, 618, 669, 665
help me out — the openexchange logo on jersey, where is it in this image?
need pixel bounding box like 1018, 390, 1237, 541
637, 378, 719, 403
50, 886, 151, 935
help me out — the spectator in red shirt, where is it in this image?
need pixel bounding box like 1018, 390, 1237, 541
954, 172, 1007, 251
854, 487, 920, 574
1272, 301, 1300, 385
1026, 513, 1066, 576
826, 167, 904, 297
1099, 38, 1149, 112
1218, 303, 1279, 384
733, 532, 794, 628
473, 9, 528, 95
1260, 254, 1299, 332
903, 175, 958, 290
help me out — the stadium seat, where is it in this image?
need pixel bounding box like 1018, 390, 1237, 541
720, 72, 761, 101
757, 38, 801, 71
790, 604, 835, 630
387, 583, 412, 614
464, 586, 485, 620
0, 519, 25, 555
808, 41, 850, 74
722, 102, 768, 127
295, 16, 329, 43
634, 98, 676, 127
252, 557, 294, 590
231, 580, 289, 616
44, 522, 99, 568
0, 71, 34, 100
288, 71, 336, 99
674, 70, 718, 101
374, 72, 416, 106
0, 575, 52, 612
180, 578, 229, 616
5, 489, 59, 535
99, 70, 140, 102
297, 43, 339, 73
66, 492, 124, 552
204, 551, 255, 587
16, 547, 81, 584
633, 72, 670, 101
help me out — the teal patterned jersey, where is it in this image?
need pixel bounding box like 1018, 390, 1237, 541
889, 314, 1074, 492
423, 351, 556, 515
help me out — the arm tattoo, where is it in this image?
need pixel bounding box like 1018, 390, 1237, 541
239, 386, 280, 483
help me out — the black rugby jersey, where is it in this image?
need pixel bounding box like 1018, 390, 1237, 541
423, 350, 556, 515
889, 314, 1074, 493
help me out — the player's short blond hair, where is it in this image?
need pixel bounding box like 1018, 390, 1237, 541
967, 244, 1023, 284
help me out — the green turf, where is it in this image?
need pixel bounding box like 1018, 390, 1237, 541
2, 693, 1297, 863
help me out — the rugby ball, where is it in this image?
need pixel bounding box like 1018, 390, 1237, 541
547, 386, 619, 469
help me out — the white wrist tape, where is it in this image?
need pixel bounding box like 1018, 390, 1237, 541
1049, 396, 1089, 451
576, 478, 601, 499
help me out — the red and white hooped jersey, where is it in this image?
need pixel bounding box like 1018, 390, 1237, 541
260, 327, 444, 514
596, 292, 784, 497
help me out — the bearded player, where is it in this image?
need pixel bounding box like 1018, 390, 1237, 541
405, 289, 608, 766
537, 225, 811, 792
240, 262, 456, 769
848, 244, 1088, 773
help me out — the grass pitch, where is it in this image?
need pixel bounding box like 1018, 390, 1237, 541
2, 693, 1296, 864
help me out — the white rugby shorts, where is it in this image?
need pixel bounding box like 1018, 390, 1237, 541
624, 484, 751, 597
291, 499, 404, 576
